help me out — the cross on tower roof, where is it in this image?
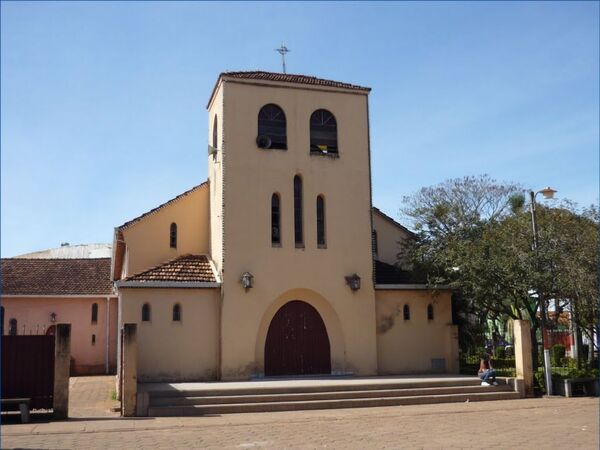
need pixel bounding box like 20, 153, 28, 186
275, 44, 290, 74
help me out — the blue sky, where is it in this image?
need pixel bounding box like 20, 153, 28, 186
2, 2, 598, 257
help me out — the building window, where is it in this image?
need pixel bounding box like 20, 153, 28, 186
294, 175, 303, 247
9, 318, 17, 336
173, 304, 181, 322
403, 304, 410, 321
170, 223, 177, 248
142, 303, 151, 322
212, 115, 218, 149
427, 304, 434, 321
92, 334, 96, 345
257, 104, 287, 149
91, 303, 98, 324
0, 306, 4, 335
316, 195, 326, 247
271, 193, 281, 246
310, 109, 338, 155
372, 230, 378, 257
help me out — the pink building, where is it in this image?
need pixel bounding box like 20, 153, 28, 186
1, 250, 117, 375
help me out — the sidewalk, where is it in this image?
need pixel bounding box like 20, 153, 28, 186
2, 396, 598, 449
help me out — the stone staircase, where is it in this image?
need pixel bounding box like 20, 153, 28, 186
140, 376, 521, 416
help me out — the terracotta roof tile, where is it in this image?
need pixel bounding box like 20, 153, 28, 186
118, 182, 207, 231
124, 255, 216, 283
1, 258, 113, 296
208, 71, 370, 107
223, 71, 370, 91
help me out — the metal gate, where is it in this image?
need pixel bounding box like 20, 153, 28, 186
2, 336, 55, 409
265, 300, 331, 376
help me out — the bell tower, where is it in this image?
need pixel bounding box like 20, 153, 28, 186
206, 71, 378, 380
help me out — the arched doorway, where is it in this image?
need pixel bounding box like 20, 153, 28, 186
265, 300, 331, 376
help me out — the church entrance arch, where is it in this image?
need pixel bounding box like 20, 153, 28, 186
264, 300, 331, 376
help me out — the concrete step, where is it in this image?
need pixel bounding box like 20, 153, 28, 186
149, 384, 514, 407
147, 390, 522, 416
145, 377, 496, 399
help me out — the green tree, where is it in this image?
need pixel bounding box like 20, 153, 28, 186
401, 176, 598, 369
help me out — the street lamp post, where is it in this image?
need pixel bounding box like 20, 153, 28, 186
529, 186, 557, 396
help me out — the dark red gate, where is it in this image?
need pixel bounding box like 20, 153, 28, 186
265, 300, 331, 376
2, 336, 55, 409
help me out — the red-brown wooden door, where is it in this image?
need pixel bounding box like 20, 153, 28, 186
264, 300, 331, 376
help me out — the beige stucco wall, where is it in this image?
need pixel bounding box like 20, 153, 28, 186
208, 83, 224, 276
372, 211, 412, 266
1, 296, 118, 374
375, 290, 458, 374
119, 288, 220, 382
216, 79, 378, 380
121, 184, 210, 278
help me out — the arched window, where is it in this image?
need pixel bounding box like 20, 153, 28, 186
142, 303, 151, 322
427, 304, 434, 321
294, 175, 303, 247
316, 195, 326, 247
403, 304, 410, 321
91, 303, 98, 324
170, 223, 177, 248
212, 115, 218, 149
310, 109, 338, 155
9, 318, 17, 336
271, 193, 281, 246
172, 304, 181, 322
257, 104, 287, 149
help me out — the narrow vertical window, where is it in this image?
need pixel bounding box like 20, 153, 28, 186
91, 303, 98, 324
271, 193, 281, 246
92, 334, 96, 345
170, 223, 177, 248
403, 304, 410, 321
316, 195, 326, 247
212, 115, 218, 149
9, 318, 17, 336
142, 303, 151, 322
173, 304, 181, 322
294, 175, 303, 247
0, 306, 4, 335
427, 304, 434, 321
372, 230, 378, 257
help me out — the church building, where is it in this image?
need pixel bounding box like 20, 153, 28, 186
112, 71, 458, 382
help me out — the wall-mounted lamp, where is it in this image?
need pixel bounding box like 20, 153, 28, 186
240, 272, 254, 290
50, 312, 57, 323
345, 273, 361, 291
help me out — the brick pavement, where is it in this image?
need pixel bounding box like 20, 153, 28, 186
2, 396, 598, 449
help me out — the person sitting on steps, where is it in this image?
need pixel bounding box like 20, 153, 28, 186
479, 352, 498, 386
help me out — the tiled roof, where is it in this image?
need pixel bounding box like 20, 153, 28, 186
1, 258, 113, 296
124, 255, 216, 283
374, 260, 426, 285
222, 71, 371, 91
117, 182, 207, 231
208, 71, 370, 107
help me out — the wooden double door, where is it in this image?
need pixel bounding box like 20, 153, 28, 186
264, 300, 331, 376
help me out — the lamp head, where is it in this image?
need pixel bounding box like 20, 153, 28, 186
539, 187, 557, 200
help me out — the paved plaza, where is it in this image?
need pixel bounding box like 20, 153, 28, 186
1, 376, 598, 449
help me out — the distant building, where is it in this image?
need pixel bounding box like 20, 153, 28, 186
1, 244, 117, 375
112, 71, 458, 382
